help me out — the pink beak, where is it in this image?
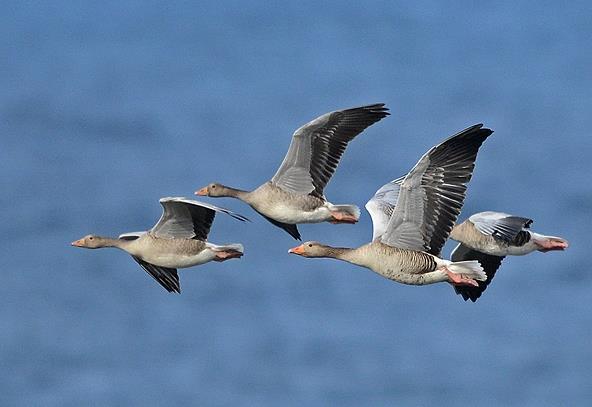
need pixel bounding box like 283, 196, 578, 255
195, 187, 208, 196
288, 245, 305, 255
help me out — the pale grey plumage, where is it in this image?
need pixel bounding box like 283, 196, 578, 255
365, 176, 403, 241
376, 124, 493, 256
198, 104, 389, 240
449, 211, 568, 302
271, 103, 390, 198
152, 197, 248, 240
467, 211, 532, 243
291, 124, 494, 292
72, 198, 247, 293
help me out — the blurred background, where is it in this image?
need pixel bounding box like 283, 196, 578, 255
1, 1, 591, 405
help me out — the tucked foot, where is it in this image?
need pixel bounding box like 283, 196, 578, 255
214, 250, 243, 262
536, 237, 569, 252
329, 211, 358, 224
445, 270, 479, 287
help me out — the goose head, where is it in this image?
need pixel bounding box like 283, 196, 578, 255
288, 241, 333, 258
71, 234, 110, 249
195, 182, 230, 197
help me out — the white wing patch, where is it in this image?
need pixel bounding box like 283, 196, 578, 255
365, 177, 403, 241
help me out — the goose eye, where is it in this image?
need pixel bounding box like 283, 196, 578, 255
89, 237, 94, 240
211, 185, 216, 189
308, 244, 313, 248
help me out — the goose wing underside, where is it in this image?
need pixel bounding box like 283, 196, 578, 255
131, 256, 180, 293
450, 243, 504, 302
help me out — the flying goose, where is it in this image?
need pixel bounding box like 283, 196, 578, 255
449, 211, 568, 301
289, 124, 493, 290
195, 103, 390, 240
71, 197, 248, 293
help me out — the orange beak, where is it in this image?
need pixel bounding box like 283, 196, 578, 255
288, 245, 305, 255
71, 239, 84, 247
195, 187, 208, 196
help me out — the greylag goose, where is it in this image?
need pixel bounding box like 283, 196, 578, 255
195, 103, 389, 240
449, 211, 569, 301
450, 211, 569, 256
289, 124, 493, 289
71, 197, 248, 293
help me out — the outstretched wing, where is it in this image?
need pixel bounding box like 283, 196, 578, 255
365, 177, 403, 241
131, 256, 180, 293
469, 211, 533, 243
451, 243, 505, 302
151, 197, 248, 241
380, 124, 493, 255
271, 104, 389, 198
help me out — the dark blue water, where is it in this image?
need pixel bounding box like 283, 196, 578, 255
2, 2, 591, 405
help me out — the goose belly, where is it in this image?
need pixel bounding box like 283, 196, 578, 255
362, 246, 439, 284
372, 257, 434, 277
139, 248, 216, 269
255, 202, 331, 224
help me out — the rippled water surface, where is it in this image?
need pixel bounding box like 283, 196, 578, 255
2, 2, 591, 405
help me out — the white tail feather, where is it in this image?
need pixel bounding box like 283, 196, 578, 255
447, 260, 486, 281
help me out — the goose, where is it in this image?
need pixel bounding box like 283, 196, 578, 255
195, 103, 389, 240
362, 187, 570, 301
71, 197, 248, 293
450, 211, 569, 256
289, 124, 493, 290
449, 211, 569, 301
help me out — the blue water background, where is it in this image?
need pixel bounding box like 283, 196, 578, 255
1, 1, 591, 405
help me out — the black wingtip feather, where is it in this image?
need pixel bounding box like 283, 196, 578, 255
308, 103, 390, 198
425, 124, 494, 254
228, 212, 250, 223
131, 256, 181, 293
451, 244, 504, 302
361, 103, 390, 118
261, 215, 302, 240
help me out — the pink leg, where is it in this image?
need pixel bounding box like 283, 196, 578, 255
329, 211, 358, 224
214, 250, 243, 262
445, 270, 479, 287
